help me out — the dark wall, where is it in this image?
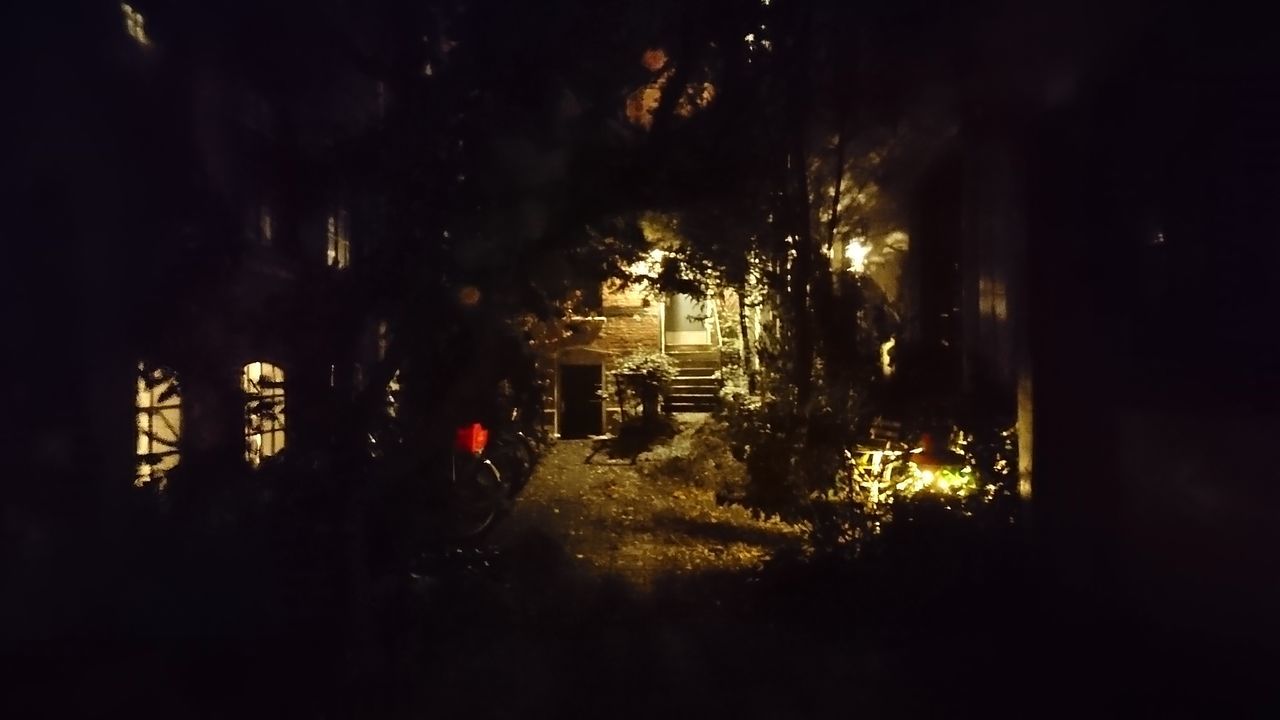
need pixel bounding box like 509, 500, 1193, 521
1026, 6, 1280, 652
902, 148, 964, 399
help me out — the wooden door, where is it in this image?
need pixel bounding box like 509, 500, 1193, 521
559, 364, 603, 438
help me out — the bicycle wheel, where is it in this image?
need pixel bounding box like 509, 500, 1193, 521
447, 458, 506, 540
491, 432, 537, 496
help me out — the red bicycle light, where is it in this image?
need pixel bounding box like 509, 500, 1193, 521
455, 423, 489, 455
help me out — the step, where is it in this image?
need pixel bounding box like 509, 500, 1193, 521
671, 385, 720, 394
674, 367, 719, 378
671, 377, 721, 389
668, 390, 720, 402
671, 357, 720, 367
670, 389, 721, 399
666, 401, 719, 412
665, 350, 721, 363
667, 400, 719, 411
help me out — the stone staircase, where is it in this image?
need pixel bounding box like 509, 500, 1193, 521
664, 344, 721, 413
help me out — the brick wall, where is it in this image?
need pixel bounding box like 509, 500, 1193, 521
595, 300, 662, 431
546, 283, 742, 434
595, 309, 661, 356
545, 283, 664, 434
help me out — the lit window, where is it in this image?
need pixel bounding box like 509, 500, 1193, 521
242, 361, 285, 467
121, 4, 151, 47
978, 275, 1009, 323
259, 205, 274, 246
326, 209, 351, 269
136, 362, 180, 487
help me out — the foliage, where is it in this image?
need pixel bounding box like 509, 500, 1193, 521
719, 377, 1020, 555
646, 415, 744, 490
603, 413, 682, 462
615, 351, 680, 384
613, 352, 679, 421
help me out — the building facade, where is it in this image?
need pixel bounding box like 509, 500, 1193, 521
10, 2, 407, 505
543, 281, 728, 438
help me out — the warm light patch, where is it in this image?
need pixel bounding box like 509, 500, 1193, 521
879, 337, 896, 377
136, 362, 180, 487
1017, 369, 1033, 501
675, 82, 716, 118
386, 370, 402, 419
744, 29, 773, 54
847, 447, 980, 517
242, 361, 285, 467
845, 237, 871, 273
628, 248, 667, 278
121, 3, 151, 47
625, 59, 716, 129
641, 48, 668, 72
326, 209, 351, 268
979, 275, 1008, 322
884, 230, 909, 251
625, 71, 670, 130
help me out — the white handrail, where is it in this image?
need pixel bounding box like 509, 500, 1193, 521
709, 293, 722, 350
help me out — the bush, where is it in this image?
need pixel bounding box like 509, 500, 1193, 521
603, 413, 682, 461
718, 394, 821, 524
613, 352, 679, 421
644, 415, 744, 489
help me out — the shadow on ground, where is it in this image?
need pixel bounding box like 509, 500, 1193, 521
404, 523, 1279, 719
8, 508, 1277, 718
9, 424, 1279, 718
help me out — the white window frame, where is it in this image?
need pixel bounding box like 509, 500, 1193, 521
136, 362, 180, 486
242, 361, 286, 467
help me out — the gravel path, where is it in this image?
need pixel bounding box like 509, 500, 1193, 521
489, 415, 805, 589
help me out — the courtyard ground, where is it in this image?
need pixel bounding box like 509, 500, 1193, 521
404, 416, 900, 719
13, 416, 1273, 718
489, 413, 807, 588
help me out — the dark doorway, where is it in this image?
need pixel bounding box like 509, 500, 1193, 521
559, 364, 603, 438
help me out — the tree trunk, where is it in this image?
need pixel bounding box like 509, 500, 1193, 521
786, 177, 815, 411
737, 282, 758, 394
641, 385, 660, 423
782, 0, 817, 413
